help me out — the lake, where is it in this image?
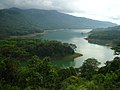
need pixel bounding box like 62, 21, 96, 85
38, 29, 116, 68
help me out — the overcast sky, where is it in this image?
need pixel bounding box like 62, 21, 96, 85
0, 0, 120, 24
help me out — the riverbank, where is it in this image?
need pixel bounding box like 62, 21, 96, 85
63, 53, 83, 60
53, 53, 83, 61
10, 29, 65, 38
85, 38, 112, 46
10, 31, 48, 38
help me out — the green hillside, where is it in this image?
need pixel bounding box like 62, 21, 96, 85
88, 25, 120, 45
0, 38, 120, 90
0, 7, 117, 38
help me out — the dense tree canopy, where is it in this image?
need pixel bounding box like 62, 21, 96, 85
79, 58, 101, 79
0, 56, 120, 90
0, 39, 75, 59
0, 38, 120, 90
112, 42, 120, 55
88, 26, 120, 45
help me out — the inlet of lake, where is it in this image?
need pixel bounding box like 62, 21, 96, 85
37, 29, 117, 68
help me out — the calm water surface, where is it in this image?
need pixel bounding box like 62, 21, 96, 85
38, 29, 116, 68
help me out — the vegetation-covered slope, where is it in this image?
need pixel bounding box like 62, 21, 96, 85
0, 8, 44, 38
0, 38, 120, 90
0, 39, 76, 59
0, 7, 120, 90
0, 7, 117, 38
87, 25, 120, 45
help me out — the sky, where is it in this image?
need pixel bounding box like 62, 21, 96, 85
0, 0, 120, 24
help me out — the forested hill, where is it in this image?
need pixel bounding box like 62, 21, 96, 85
92, 25, 120, 31
0, 8, 44, 38
0, 7, 117, 38
87, 25, 120, 45
0, 38, 120, 89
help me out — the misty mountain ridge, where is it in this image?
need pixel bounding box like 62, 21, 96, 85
0, 7, 117, 37
1, 7, 117, 28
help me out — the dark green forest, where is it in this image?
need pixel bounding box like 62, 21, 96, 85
0, 8, 44, 38
88, 26, 120, 45
0, 38, 120, 90
0, 39, 75, 59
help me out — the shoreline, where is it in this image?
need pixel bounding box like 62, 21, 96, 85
9, 29, 64, 38
52, 53, 83, 61
10, 31, 48, 38
85, 37, 112, 46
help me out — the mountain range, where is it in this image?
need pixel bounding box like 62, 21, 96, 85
0, 7, 117, 37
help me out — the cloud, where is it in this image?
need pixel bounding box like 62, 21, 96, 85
110, 16, 120, 20
0, 0, 120, 24
0, 0, 87, 14
0, 0, 52, 9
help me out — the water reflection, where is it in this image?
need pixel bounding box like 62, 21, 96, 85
40, 29, 115, 68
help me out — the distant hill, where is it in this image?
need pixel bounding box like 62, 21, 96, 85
92, 25, 120, 31
87, 25, 120, 45
0, 7, 117, 38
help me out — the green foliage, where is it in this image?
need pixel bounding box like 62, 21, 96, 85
89, 30, 120, 41
0, 56, 119, 90
0, 38, 120, 90
0, 57, 19, 85
79, 58, 100, 79
98, 57, 120, 74
26, 56, 58, 89
0, 83, 20, 90
0, 39, 74, 59
88, 26, 120, 45
112, 42, 120, 55
0, 38, 76, 89
60, 76, 80, 90
0, 8, 43, 38
97, 57, 120, 90
0, 8, 116, 38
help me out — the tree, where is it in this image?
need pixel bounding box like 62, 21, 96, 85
112, 43, 120, 55
79, 58, 101, 79
0, 57, 19, 85
26, 56, 58, 89
98, 57, 120, 74
69, 43, 77, 51
60, 76, 80, 90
